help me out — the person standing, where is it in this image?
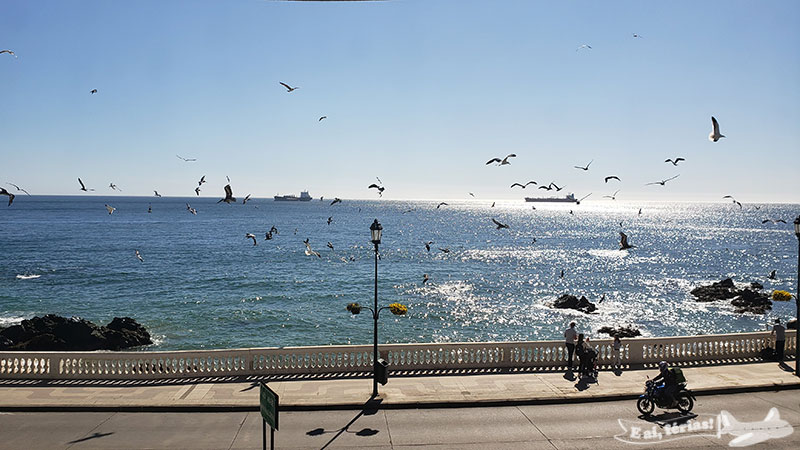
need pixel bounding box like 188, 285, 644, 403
612, 336, 622, 370
564, 322, 578, 369
771, 318, 786, 362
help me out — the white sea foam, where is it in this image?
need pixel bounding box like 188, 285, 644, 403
0, 316, 25, 327
15, 274, 41, 280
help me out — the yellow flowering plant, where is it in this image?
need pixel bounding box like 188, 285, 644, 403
346, 303, 362, 314
772, 290, 794, 302
388, 303, 408, 316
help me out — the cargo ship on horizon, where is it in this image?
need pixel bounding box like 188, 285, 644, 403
274, 191, 313, 202
524, 193, 577, 203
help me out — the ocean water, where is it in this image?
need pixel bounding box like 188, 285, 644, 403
0, 196, 797, 351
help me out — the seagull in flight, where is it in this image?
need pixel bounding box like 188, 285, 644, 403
550, 182, 565, 191
0, 188, 14, 206
424, 241, 433, 252
154, 190, 162, 197
245, 233, 258, 246
664, 158, 685, 166
439, 247, 450, 253
436, 202, 448, 209
135, 250, 144, 263
104, 204, 116, 215
722, 195, 743, 209
303, 239, 321, 258
492, 218, 510, 229
78, 178, 94, 192
646, 174, 680, 186
768, 270, 777, 280
327, 242, 334, 250
176, 155, 196, 162
574, 160, 593, 171
0, 50, 17, 58
604, 176, 620, 183
279, 82, 299, 92
319, 116, 327, 121
619, 231, 636, 250
6, 183, 30, 195
603, 190, 620, 200
709, 116, 725, 142
633, 33, 643, 38
486, 154, 516, 166
576, 44, 592, 52
511, 181, 537, 189
538, 184, 553, 191
218, 184, 236, 203
330, 198, 342, 206
109, 183, 121, 191
762, 218, 787, 224
368, 183, 385, 197
576, 193, 592, 205
195, 187, 201, 196
423, 274, 430, 285
89, 89, 97, 94
186, 203, 197, 215
198, 176, 206, 186
242, 194, 251, 205
327, 216, 333, 225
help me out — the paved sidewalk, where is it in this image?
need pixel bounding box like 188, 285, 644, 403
0, 362, 797, 411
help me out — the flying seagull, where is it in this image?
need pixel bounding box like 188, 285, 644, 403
0, 187, 14, 206
242, 194, 251, 205
218, 184, 236, 203
439, 247, 451, 253
109, 183, 121, 191
6, 183, 30, 195
148, 204, 152, 213
186, 203, 197, 215
270, 225, 278, 235
319, 116, 327, 121
78, 178, 94, 192
709, 116, 725, 142
619, 231, 636, 250
327, 216, 333, 225
491, 202, 495, 207
576, 44, 592, 52
768, 270, 777, 280
550, 182, 565, 191
604, 176, 620, 183
603, 190, 620, 200
511, 181, 537, 189
176, 154, 197, 162
198, 176, 206, 186
492, 218, 510, 229
576, 193, 592, 205
135, 250, 144, 263
303, 239, 321, 258
538, 184, 553, 191
279, 82, 299, 92
195, 187, 201, 196
368, 183, 385, 197
665, 158, 685, 166
423, 274, 430, 285
646, 174, 680, 186
89, 89, 97, 94
330, 197, 342, 206
633, 34, 643, 38
0, 50, 17, 58
154, 190, 162, 197
265, 231, 273, 240
436, 202, 448, 209
104, 204, 116, 215
327, 242, 334, 250
762, 218, 787, 224
486, 154, 516, 166
723, 195, 742, 209
574, 160, 593, 171
469, 192, 475, 197
245, 233, 258, 246
424, 241, 433, 252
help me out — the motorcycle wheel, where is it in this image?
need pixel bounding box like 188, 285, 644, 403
637, 398, 655, 415
677, 394, 694, 413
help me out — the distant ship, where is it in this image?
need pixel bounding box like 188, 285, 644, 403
274, 191, 313, 202
525, 193, 577, 203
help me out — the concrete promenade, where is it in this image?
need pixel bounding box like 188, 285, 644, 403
0, 361, 798, 411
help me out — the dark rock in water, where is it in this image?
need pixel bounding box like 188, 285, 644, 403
750, 281, 764, 290
598, 325, 641, 338
0, 315, 151, 351
731, 289, 772, 314
690, 278, 738, 302
788, 319, 797, 330
553, 294, 597, 314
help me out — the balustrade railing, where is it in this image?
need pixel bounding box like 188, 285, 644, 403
0, 331, 794, 380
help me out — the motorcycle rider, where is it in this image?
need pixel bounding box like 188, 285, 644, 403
652, 361, 680, 407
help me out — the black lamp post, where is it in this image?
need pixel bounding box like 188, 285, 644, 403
370, 219, 383, 396
794, 216, 800, 377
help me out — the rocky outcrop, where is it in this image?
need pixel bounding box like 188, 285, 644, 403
553, 294, 597, 314
0, 315, 151, 351
788, 319, 797, 330
598, 325, 642, 338
690, 278, 772, 314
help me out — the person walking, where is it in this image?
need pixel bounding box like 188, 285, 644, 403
564, 322, 578, 370
771, 318, 786, 362
612, 336, 622, 370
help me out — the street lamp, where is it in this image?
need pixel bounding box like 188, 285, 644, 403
370, 219, 382, 396
794, 216, 800, 377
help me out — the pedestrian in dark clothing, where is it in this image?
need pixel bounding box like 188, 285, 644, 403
575, 333, 586, 375
564, 322, 577, 369
772, 318, 786, 362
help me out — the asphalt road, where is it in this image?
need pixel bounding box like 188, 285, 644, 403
1, 390, 798, 449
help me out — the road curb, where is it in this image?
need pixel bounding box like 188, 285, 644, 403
1, 382, 797, 412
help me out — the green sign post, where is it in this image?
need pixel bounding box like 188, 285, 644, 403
259, 382, 279, 450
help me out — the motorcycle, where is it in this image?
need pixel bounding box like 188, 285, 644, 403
636, 379, 695, 415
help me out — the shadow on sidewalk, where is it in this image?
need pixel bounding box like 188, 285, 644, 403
305, 396, 383, 449
66, 432, 114, 444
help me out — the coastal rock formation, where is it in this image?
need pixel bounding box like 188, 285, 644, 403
553, 294, 596, 314
598, 325, 642, 338
788, 319, 797, 330
0, 315, 151, 351
690, 278, 772, 314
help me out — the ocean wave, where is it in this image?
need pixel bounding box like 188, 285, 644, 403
0, 316, 25, 326
15, 274, 41, 280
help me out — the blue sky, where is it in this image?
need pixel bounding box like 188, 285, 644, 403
1, 0, 799, 202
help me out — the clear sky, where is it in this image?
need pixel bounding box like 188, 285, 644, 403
1, 0, 799, 202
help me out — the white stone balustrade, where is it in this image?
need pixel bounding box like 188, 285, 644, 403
0, 331, 794, 380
